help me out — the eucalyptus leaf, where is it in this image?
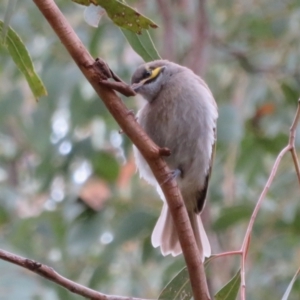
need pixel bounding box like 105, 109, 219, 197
73, 0, 158, 34
281, 267, 300, 300
158, 259, 217, 300
215, 269, 241, 300
121, 29, 161, 62
158, 267, 192, 300
0, 20, 47, 100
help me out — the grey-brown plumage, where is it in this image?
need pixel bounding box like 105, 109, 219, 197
131, 60, 218, 260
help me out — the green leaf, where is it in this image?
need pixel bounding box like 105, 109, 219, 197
158, 267, 192, 300
215, 269, 241, 300
0, 20, 47, 100
158, 259, 215, 300
72, 0, 158, 34
74, 0, 161, 60
121, 29, 161, 62
281, 267, 300, 300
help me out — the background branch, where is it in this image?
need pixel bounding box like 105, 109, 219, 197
207, 99, 300, 299
0, 249, 147, 300
239, 100, 300, 299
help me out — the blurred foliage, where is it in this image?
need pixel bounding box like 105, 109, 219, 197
0, 0, 300, 299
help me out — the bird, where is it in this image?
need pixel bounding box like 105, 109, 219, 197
130, 60, 218, 261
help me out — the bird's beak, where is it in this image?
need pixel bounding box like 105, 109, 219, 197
131, 81, 145, 91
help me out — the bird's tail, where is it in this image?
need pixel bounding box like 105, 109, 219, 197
151, 203, 211, 260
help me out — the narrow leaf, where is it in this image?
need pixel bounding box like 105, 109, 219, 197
158, 267, 192, 300
215, 269, 241, 300
281, 266, 300, 300
0, 20, 47, 100
158, 259, 216, 300
121, 29, 161, 62
72, 0, 158, 34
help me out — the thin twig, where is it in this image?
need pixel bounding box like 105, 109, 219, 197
211, 101, 300, 300
290, 148, 300, 185
288, 99, 300, 185
211, 251, 242, 259
0, 249, 146, 300
239, 99, 300, 300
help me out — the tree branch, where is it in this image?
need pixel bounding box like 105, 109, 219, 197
240, 99, 300, 300
17, 0, 211, 299
208, 99, 300, 300
0, 249, 147, 300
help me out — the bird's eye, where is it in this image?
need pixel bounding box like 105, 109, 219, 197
143, 69, 152, 78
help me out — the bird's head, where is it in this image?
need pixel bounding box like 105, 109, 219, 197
131, 60, 173, 102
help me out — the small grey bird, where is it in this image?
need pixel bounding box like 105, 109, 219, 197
131, 60, 218, 261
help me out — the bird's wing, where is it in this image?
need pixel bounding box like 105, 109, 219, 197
195, 76, 218, 213
196, 131, 216, 213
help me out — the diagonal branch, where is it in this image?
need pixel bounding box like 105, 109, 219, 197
288, 101, 300, 184
12, 0, 212, 299
240, 99, 300, 300
0, 249, 147, 300
207, 99, 300, 300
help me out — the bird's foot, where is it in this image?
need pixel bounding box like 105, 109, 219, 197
93, 58, 136, 97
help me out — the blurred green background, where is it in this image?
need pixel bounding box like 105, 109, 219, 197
1, 0, 300, 299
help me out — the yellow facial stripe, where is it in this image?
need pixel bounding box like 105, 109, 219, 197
136, 66, 163, 87
149, 67, 162, 80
